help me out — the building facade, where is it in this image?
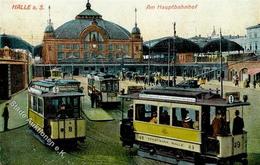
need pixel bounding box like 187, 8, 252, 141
42, 1, 143, 68
246, 24, 260, 53
0, 35, 30, 100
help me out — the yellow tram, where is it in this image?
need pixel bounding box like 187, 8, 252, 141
28, 79, 86, 146
87, 73, 120, 106
120, 87, 250, 165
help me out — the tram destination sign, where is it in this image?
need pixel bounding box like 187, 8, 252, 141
136, 134, 200, 153
139, 93, 196, 102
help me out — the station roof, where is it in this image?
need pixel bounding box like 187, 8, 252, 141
143, 36, 201, 53
33, 44, 43, 57
246, 24, 260, 30
202, 38, 244, 53
0, 34, 33, 52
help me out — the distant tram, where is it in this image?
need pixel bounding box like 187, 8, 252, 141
120, 87, 250, 165
87, 73, 120, 106
28, 79, 86, 146
50, 68, 64, 79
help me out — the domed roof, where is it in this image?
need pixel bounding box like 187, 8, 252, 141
45, 24, 54, 33
132, 26, 140, 34
54, 1, 130, 40
55, 19, 130, 40
0, 34, 33, 52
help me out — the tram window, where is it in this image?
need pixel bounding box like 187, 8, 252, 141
32, 96, 37, 111
38, 98, 43, 114
45, 98, 59, 118
107, 82, 112, 92
101, 82, 106, 92
73, 97, 80, 118
114, 81, 119, 91
159, 107, 170, 125
135, 104, 157, 122
173, 107, 199, 129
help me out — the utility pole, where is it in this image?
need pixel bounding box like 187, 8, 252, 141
220, 28, 223, 98
167, 39, 170, 87
173, 22, 177, 86
148, 41, 151, 85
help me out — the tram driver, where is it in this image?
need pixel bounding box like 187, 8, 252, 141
56, 103, 68, 119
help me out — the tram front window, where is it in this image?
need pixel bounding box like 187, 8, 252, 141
45, 97, 80, 119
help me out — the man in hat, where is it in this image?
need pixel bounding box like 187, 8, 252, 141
212, 110, 225, 138
2, 103, 9, 131
90, 86, 97, 108
183, 113, 193, 129
232, 110, 244, 135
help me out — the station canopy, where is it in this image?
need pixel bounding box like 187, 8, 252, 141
202, 38, 244, 53
143, 36, 201, 54
0, 34, 33, 53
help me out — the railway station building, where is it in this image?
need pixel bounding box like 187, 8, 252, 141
41, 1, 142, 75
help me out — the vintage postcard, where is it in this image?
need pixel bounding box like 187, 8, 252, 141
0, 0, 260, 164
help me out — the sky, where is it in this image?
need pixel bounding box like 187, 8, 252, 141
0, 0, 260, 45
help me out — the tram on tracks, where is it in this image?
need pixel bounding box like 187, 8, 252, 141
120, 87, 250, 164
28, 79, 86, 146
87, 73, 120, 106
50, 68, 64, 79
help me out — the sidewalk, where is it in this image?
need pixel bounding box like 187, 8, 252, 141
203, 79, 260, 90
0, 90, 28, 132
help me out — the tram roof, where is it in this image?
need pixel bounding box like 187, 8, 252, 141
41, 92, 84, 97
32, 79, 80, 88
121, 87, 250, 108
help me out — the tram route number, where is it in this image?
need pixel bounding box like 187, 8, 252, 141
234, 141, 241, 148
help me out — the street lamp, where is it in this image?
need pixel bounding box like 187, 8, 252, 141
67, 55, 78, 79
91, 43, 97, 72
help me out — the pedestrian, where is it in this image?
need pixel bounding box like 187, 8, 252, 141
2, 103, 9, 131
232, 110, 244, 135
253, 80, 256, 88
90, 87, 97, 108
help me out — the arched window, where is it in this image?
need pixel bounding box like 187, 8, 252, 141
85, 31, 104, 42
